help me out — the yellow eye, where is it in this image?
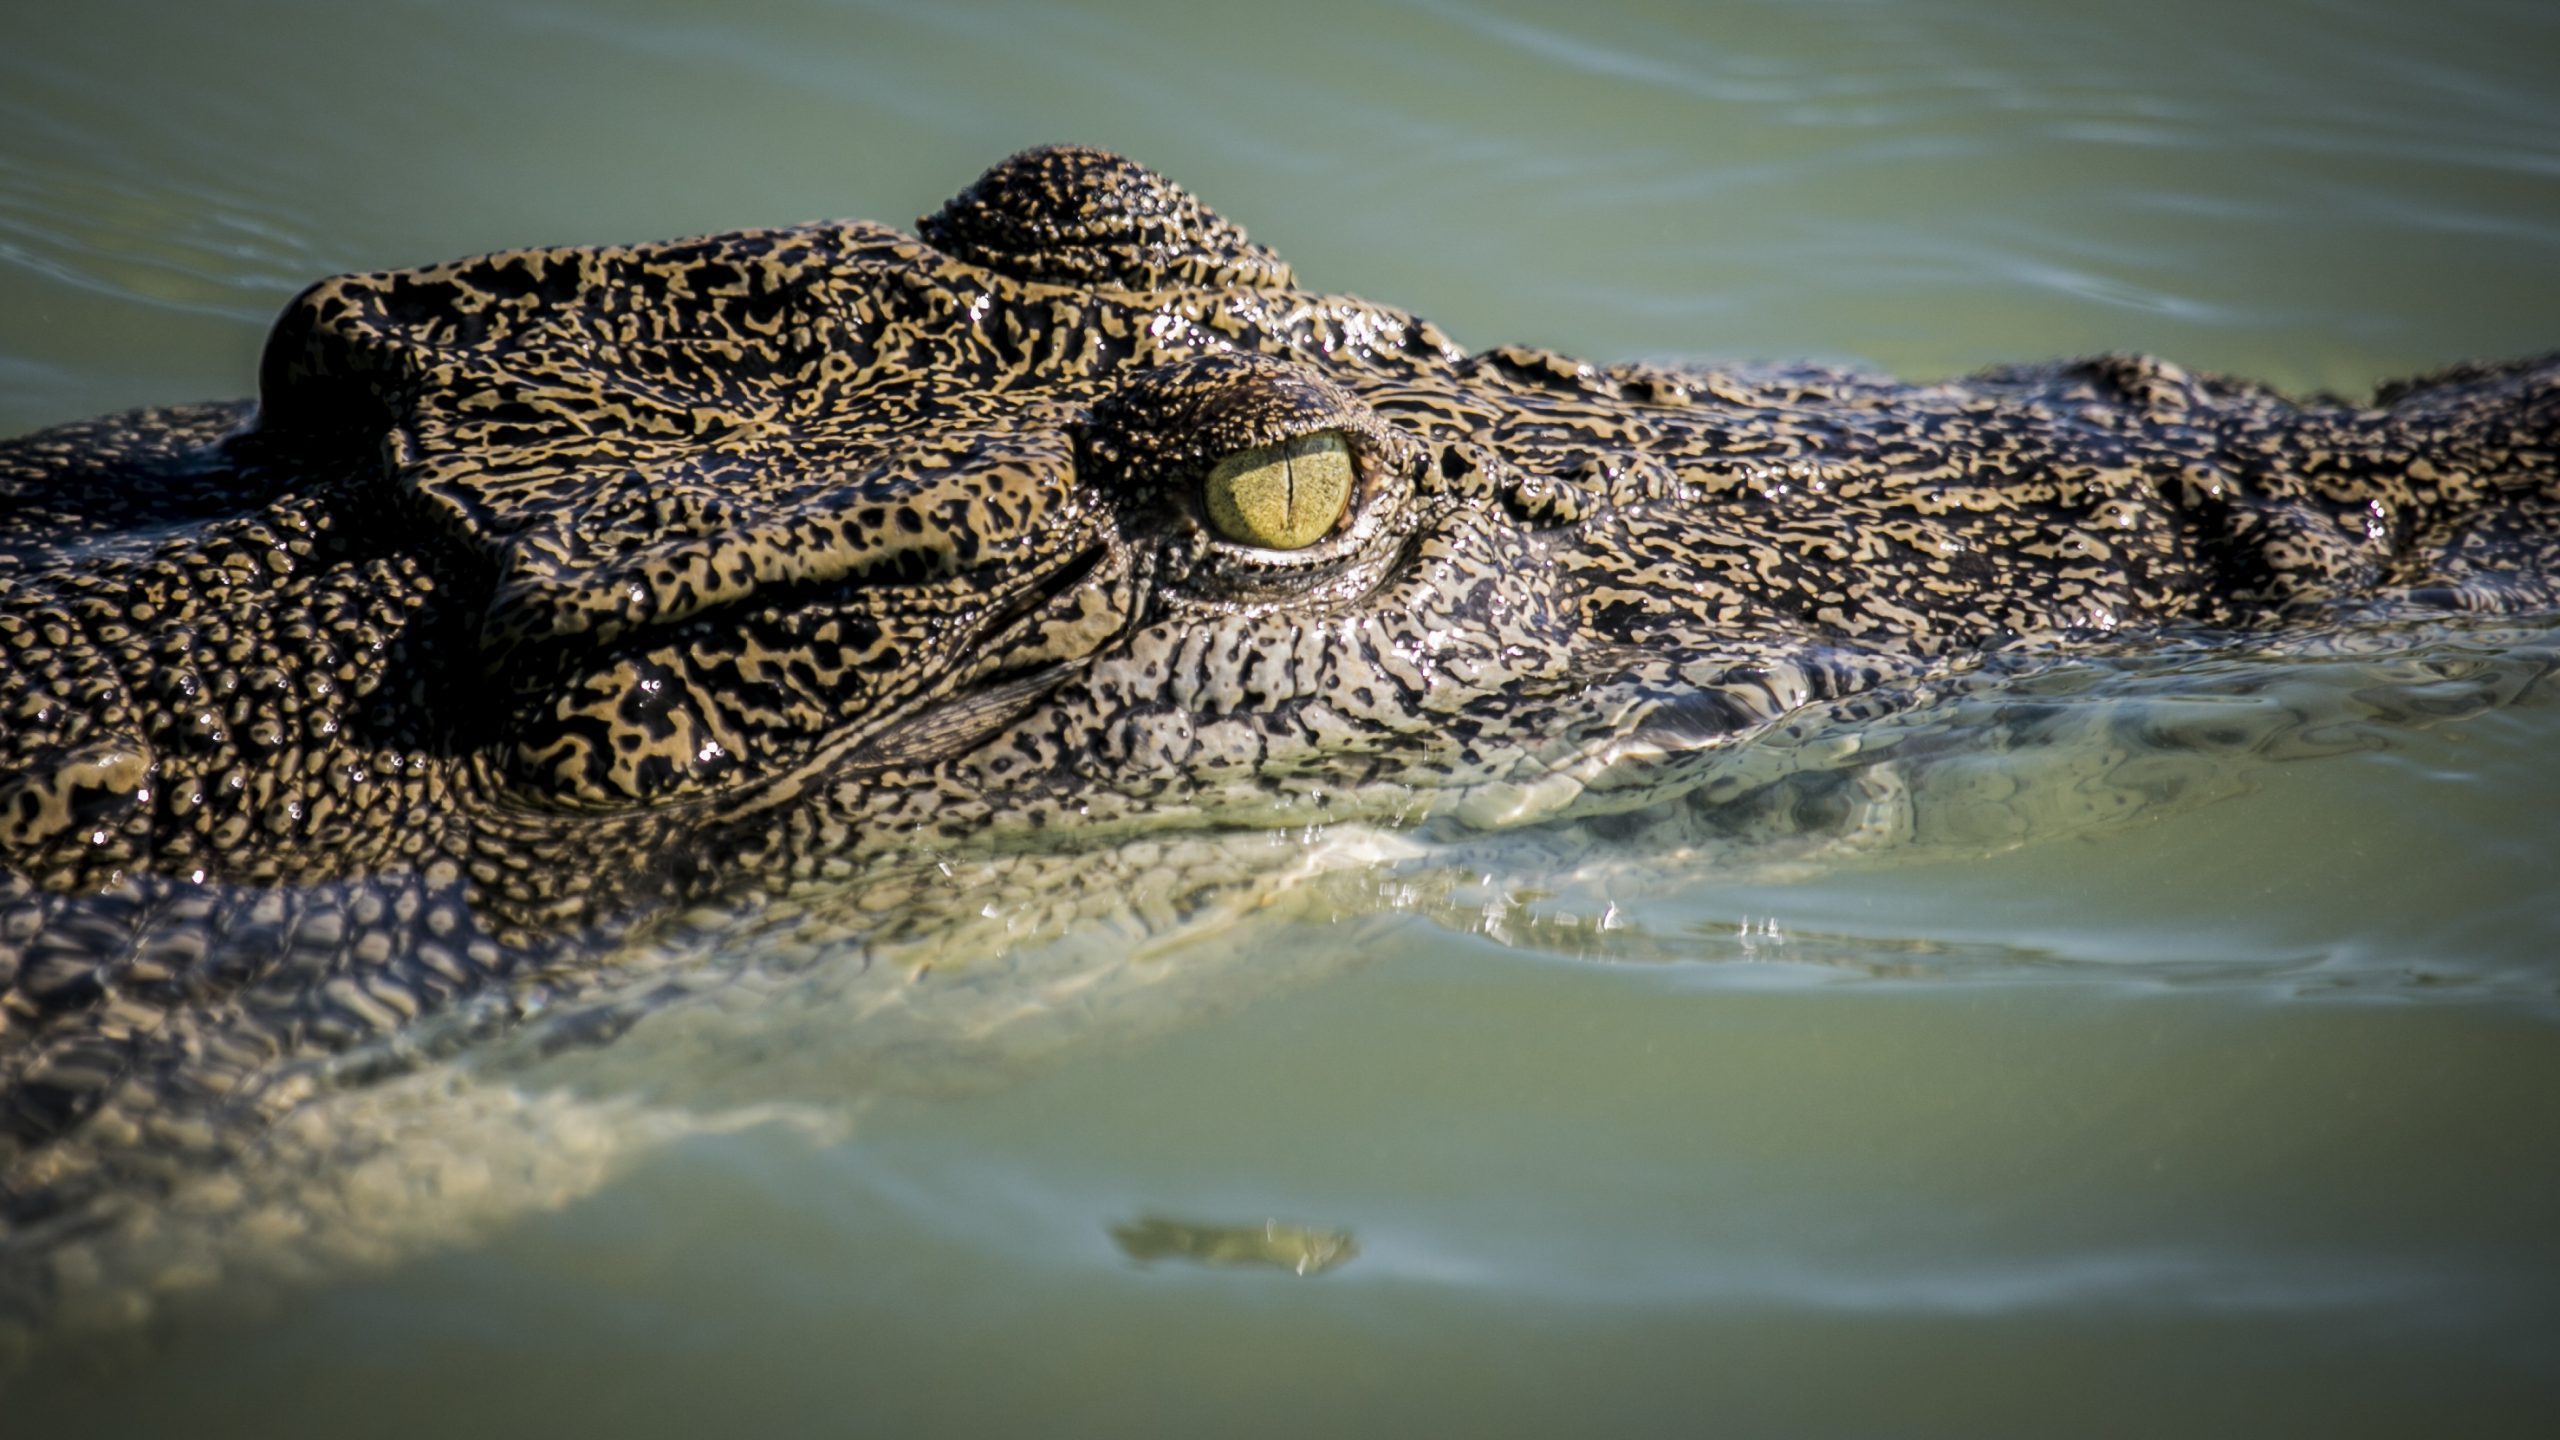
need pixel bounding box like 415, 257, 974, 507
1201, 432, 1354, 549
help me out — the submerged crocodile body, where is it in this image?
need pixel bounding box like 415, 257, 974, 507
2, 146, 2556, 1323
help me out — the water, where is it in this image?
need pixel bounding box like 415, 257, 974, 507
7, 0, 2560, 1433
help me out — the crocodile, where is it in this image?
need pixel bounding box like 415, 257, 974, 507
1, 145, 2556, 1330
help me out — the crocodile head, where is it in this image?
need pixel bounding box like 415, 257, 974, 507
239, 144, 2559, 873
236, 147, 1818, 854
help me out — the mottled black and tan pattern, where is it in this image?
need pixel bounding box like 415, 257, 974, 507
2, 146, 2556, 1288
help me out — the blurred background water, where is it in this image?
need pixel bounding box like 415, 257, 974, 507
5, 0, 2559, 1434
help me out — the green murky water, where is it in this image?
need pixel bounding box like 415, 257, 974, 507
6, 0, 2559, 1433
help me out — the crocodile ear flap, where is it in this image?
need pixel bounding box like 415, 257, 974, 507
919, 145, 1294, 293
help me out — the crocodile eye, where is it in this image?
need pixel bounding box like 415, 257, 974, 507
1202, 432, 1354, 549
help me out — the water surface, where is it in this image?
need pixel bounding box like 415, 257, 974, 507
6, 1, 2559, 1434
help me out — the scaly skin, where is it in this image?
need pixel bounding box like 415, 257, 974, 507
2, 145, 2556, 1280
